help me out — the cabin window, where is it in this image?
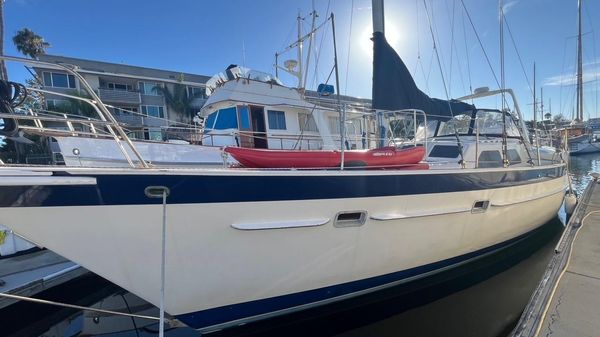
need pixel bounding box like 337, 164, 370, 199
298, 113, 318, 132
43, 72, 76, 88
437, 114, 472, 136
213, 107, 238, 129
267, 110, 287, 130
238, 106, 250, 129
507, 149, 522, 164
478, 150, 502, 168
474, 110, 521, 137
204, 111, 218, 130
429, 145, 460, 158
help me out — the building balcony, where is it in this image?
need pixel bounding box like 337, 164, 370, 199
114, 114, 168, 128
97, 88, 141, 104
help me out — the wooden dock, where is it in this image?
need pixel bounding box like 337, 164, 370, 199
0, 249, 88, 309
511, 174, 600, 337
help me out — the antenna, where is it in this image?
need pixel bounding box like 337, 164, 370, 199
284, 59, 298, 72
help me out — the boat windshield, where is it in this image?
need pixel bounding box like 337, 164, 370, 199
205, 67, 283, 97
435, 110, 521, 138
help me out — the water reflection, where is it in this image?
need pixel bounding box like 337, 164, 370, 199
569, 154, 600, 194
5, 154, 599, 337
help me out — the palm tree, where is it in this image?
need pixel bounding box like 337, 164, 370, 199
50, 90, 96, 118
12, 28, 50, 59
0, 1, 8, 80
154, 77, 204, 122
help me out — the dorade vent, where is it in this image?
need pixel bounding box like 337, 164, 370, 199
334, 211, 367, 227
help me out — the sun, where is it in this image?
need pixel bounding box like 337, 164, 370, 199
359, 20, 402, 56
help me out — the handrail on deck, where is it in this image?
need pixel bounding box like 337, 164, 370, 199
0, 55, 148, 168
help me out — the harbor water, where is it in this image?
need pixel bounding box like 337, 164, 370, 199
3, 154, 599, 337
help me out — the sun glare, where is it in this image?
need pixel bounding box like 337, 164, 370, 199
359, 20, 402, 56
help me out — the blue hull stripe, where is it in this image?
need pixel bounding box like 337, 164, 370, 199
175, 225, 542, 330
0, 167, 563, 207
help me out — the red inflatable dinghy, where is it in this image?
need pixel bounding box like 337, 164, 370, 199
224, 146, 426, 169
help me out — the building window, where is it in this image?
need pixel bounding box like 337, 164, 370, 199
46, 99, 70, 110
187, 86, 206, 99
147, 128, 163, 141
43, 72, 76, 88
267, 110, 286, 130
298, 113, 318, 132
138, 82, 162, 96
108, 83, 133, 91
141, 105, 165, 118
113, 106, 138, 115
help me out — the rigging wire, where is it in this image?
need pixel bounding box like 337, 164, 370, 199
422, 0, 466, 166
445, 0, 468, 96
428, 1, 450, 90
558, 37, 573, 118
413, 0, 421, 75
503, 14, 534, 98
460, 0, 501, 89
344, 0, 354, 95
311, 0, 332, 89
461, 10, 473, 96
445, 0, 456, 96
583, 2, 598, 118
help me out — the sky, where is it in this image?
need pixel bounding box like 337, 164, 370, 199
4, 0, 600, 121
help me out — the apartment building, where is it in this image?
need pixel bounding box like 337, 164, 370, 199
34, 55, 210, 141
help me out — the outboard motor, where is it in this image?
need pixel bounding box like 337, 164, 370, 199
0, 80, 26, 137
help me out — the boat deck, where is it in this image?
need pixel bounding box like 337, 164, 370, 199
0, 249, 87, 309
510, 174, 600, 337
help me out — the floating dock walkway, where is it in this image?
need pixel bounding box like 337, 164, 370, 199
511, 173, 600, 337
0, 249, 87, 309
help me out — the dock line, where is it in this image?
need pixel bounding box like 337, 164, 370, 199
0, 291, 176, 324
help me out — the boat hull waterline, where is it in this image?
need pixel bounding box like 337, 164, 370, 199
0, 166, 566, 332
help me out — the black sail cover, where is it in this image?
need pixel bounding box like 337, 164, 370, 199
372, 31, 474, 120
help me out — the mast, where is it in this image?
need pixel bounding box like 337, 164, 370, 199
297, 11, 304, 89
534, 63, 541, 164
576, 0, 584, 122
372, 0, 385, 147
372, 0, 385, 35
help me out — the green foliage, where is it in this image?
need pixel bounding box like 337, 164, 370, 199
553, 113, 569, 124
12, 28, 50, 59
154, 76, 203, 120
50, 90, 97, 118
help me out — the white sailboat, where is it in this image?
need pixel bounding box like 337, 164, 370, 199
0, 0, 567, 333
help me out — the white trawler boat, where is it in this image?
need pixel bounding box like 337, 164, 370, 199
24, 65, 371, 168
0, 0, 567, 333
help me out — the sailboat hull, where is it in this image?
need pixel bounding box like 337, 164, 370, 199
0, 166, 566, 332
